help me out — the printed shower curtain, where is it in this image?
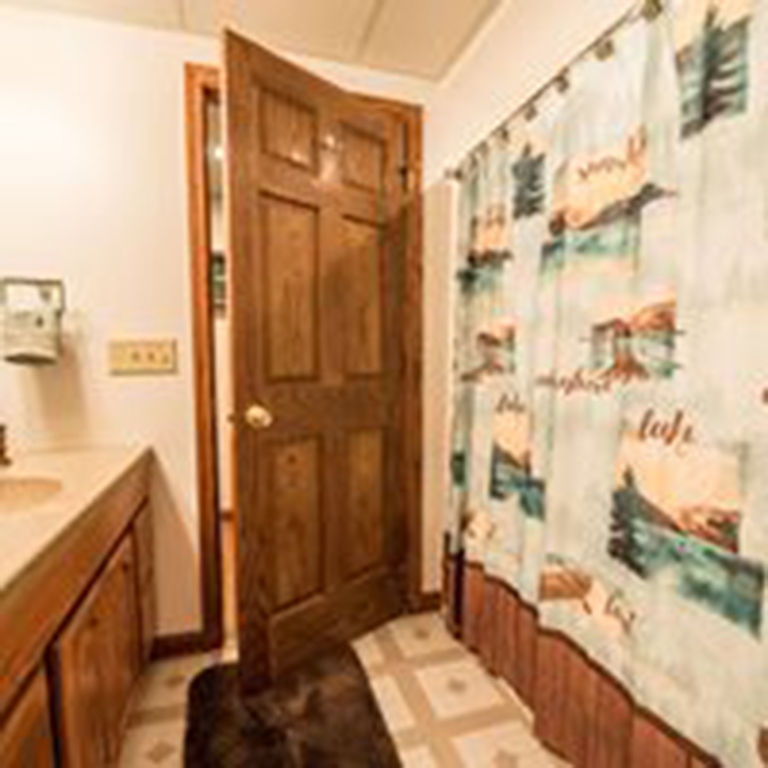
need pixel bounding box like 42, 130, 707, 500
447, 1, 768, 765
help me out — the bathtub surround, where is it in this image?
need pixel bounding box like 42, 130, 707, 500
446, 0, 768, 766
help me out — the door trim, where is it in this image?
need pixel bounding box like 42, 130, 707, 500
184, 62, 426, 654
185, 63, 224, 652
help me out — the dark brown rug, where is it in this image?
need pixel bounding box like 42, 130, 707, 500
184, 645, 402, 768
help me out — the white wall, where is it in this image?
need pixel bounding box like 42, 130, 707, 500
422, 180, 459, 590
0, 6, 217, 635
0, 4, 439, 636
424, 0, 635, 183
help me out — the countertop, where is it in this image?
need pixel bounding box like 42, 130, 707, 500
0, 446, 151, 599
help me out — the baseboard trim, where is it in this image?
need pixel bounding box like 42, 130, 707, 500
408, 590, 442, 613
151, 630, 210, 660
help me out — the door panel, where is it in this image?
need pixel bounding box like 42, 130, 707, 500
345, 429, 386, 578
261, 89, 318, 172
225, 31, 408, 690
271, 438, 323, 608
261, 195, 320, 381
343, 217, 384, 376
341, 124, 386, 192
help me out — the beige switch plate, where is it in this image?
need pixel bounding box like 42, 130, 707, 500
109, 339, 178, 376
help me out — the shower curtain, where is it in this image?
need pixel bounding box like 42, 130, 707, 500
446, 1, 768, 766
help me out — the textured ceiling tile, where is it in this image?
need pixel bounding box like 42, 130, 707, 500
181, 0, 217, 35
219, 0, 378, 63
360, 0, 501, 79
1, 0, 183, 31
1, 0, 500, 81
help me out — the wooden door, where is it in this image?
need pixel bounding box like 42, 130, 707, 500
225, 31, 410, 688
0, 668, 56, 768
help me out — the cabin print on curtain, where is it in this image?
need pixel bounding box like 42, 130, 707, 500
447, 0, 768, 766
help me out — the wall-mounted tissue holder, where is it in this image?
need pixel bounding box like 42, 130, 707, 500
0, 277, 66, 365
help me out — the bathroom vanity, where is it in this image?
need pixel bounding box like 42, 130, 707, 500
0, 447, 154, 767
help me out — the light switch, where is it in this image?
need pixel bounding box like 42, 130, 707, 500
109, 339, 178, 376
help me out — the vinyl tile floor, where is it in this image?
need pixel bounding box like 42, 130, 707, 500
119, 613, 569, 768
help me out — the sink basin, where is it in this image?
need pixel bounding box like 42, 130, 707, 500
0, 477, 63, 512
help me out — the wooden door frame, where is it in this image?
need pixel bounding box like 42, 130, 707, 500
183, 62, 224, 655
182, 61, 428, 656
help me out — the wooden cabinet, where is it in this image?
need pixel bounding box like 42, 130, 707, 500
0, 454, 153, 768
52, 580, 109, 768
99, 537, 141, 762
0, 669, 56, 768
52, 537, 142, 768
133, 504, 155, 666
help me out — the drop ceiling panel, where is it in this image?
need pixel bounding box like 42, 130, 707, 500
221, 0, 379, 63
3, 0, 182, 31
1, 0, 502, 81
360, 0, 499, 79
182, 0, 217, 36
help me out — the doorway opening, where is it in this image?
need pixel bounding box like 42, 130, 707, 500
185, 64, 232, 653
185, 56, 426, 662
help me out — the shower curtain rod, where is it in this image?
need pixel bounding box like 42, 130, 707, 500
443, 0, 663, 180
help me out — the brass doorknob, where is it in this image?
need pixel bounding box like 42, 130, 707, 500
244, 403, 274, 430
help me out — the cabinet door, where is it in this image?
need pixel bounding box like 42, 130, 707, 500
52, 583, 110, 768
0, 668, 56, 768
53, 536, 141, 768
133, 505, 155, 666
98, 537, 140, 764
133, 504, 154, 587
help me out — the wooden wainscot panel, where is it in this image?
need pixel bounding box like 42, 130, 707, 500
516, 601, 539, 708
590, 672, 633, 768
690, 760, 717, 768
496, 585, 520, 691
534, 631, 570, 757
478, 578, 503, 674
756, 726, 768, 768
446, 563, 722, 768
629, 712, 688, 768
461, 562, 485, 653
563, 644, 599, 768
